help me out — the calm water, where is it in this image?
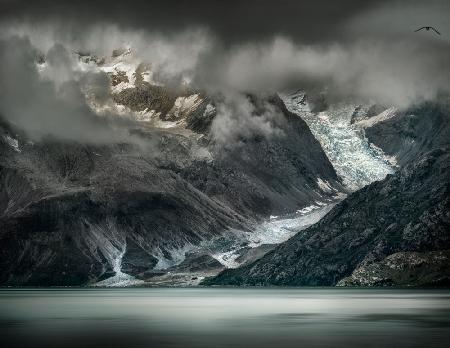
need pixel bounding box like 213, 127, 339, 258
1, 288, 449, 348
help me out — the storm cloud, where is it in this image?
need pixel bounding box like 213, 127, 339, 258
0, 0, 389, 44
0, 0, 449, 143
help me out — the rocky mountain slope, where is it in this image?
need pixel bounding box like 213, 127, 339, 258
204, 104, 450, 287
2, 46, 448, 287
361, 98, 450, 166
0, 69, 344, 285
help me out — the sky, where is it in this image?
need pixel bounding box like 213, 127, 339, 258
0, 0, 389, 44
0, 0, 449, 143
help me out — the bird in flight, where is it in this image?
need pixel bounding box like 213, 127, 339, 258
415, 26, 441, 35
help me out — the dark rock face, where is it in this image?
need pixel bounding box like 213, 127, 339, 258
364, 100, 450, 167
337, 250, 450, 287
184, 98, 215, 133
121, 238, 158, 276
113, 84, 176, 115
180, 96, 343, 217
0, 93, 341, 286
234, 244, 277, 266
204, 148, 450, 286
0, 165, 244, 285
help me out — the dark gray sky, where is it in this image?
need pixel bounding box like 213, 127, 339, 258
0, 0, 448, 143
0, 0, 389, 44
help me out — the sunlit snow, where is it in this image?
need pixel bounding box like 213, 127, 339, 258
3, 135, 20, 152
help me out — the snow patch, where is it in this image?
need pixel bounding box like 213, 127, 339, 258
168, 94, 203, 120
94, 246, 144, 287
204, 103, 216, 116
97, 49, 158, 92
355, 107, 397, 128
4, 135, 20, 152
247, 203, 335, 247
317, 178, 334, 193
81, 221, 144, 287
211, 250, 241, 269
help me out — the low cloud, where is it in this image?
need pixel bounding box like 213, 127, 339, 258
0, 36, 134, 143
197, 36, 450, 107
2, 22, 211, 86
210, 93, 285, 146
0, 0, 449, 144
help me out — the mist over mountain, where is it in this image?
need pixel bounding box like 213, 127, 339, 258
0, 0, 449, 287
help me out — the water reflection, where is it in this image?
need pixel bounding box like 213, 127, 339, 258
1, 288, 449, 348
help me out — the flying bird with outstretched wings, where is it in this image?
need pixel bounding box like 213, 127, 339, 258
415, 26, 441, 35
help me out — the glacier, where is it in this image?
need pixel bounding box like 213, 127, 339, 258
279, 91, 395, 190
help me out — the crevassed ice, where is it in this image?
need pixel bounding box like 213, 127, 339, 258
279, 92, 395, 190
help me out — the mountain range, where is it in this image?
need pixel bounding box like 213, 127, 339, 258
0, 48, 448, 287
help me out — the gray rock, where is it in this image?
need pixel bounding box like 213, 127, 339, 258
204, 147, 450, 286
337, 250, 450, 287
121, 238, 158, 276
168, 253, 225, 273
0, 93, 340, 285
